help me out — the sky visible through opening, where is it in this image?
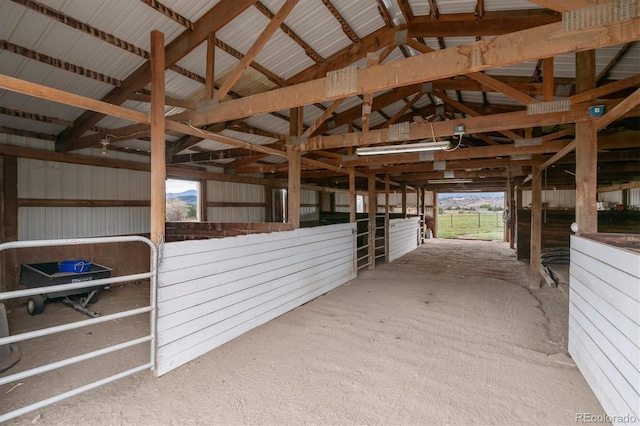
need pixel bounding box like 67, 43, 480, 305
166, 178, 198, 195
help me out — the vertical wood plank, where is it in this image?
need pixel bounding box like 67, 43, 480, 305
348, 146, 356, 222
1, 156, 18, 292
205, 32, 216, 100
150, 30, 166, 246
385, 174, 390, 262
199, 179, 208, 221
288, 107, 302, 229
368, 173, 376, 270
433, 192, 438, 238
510, 182, 516, 249
543, 57, 554, 102
530, 165, 542, 289
401, 183, 407, 218
575, 50, 597, 235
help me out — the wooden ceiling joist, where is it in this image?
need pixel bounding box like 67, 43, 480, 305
0, 40, 123, 87
140, 0, 194, 30
54, 0, 258, 151
216, 0, 299, 100
254, 1, 324, 64
321, 0, 361, 45
192, 17, 640, 126
0, 106, 73, 128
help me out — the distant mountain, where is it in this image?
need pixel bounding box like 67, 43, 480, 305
166, 189, 198, 206
439, 194, 504, 210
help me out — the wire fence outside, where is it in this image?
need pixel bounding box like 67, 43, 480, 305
438, 213, 504, 240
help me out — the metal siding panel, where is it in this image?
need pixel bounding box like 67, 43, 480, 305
437, 0, 477, 14
629, 188, 640, 207
407, 0, 430, 16
331, 0, 386, 39
90, 167, 106, 200
609, 42, 640, 80
484, 0, 543, 10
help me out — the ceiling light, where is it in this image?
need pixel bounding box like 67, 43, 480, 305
356, 141, 450, 156
427, 179, 473, 184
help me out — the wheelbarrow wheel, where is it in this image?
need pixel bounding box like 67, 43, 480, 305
27, 295, 45, 316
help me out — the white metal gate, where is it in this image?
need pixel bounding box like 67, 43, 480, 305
0, 236, 157, 423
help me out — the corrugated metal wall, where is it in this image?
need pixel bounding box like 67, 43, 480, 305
629, 188, 640, 208
207, 181, 265, 222
156, 223, 357, 376
301, 189, 319, 222
17, 158, 150, 240
598, 191, 623, 204
522, 189, 576, 208
569, 236, 640, 424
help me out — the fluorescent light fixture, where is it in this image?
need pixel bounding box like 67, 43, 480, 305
356, 141, 450, 156
427, 179, 473, 184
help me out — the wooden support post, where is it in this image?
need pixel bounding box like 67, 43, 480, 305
0, 155, 18, 292
509, 182, 516, 249
264, 185, 273, 222
433, 192, 438, 238
530, 165, 542, 289
385, 174, 390, 263
348, 147, 356, 222
205, 32, 216, 100
575, 50, 597, 235
515, 182, 522, 249
287, 148, 301, 229
200, 179, 208, 221
368, 173, 376, 270
622, 189, 629, 209
401, 183, 407, 217
543, 57, 554, 102
288, 107, 302, 229
150, 31, 166, 246
504, 181, 510, 242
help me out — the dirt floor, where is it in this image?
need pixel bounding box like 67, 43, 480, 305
1, 239, 606, 425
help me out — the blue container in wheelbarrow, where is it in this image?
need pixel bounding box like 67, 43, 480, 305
58, 259, 92, 273
20, 262, 112, 316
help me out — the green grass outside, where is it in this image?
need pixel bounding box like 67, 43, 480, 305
437, 213, 504, 240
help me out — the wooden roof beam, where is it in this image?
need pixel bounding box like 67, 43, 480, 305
397, 0, 415, 23
0, 40, 123, 87
296, 100, 625, 152
0, 106, 74, 127
254, 1, 324, 64
192, 17, 640, 126
54, 0, 257, 151
526, 0, 615, 13
216, 0, 298, 100
140, 0, 194, 30
321, 0, 361, 45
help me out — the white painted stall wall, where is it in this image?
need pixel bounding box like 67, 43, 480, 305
630, 188, 640, 208
569, 236, 640, 426
388, 217, 420, 262
17, 158, 150, 240
156, 223, 357, 376
598, 191, 623, 204
207, 180, 265, 222
335, 192, 350, 213
522, 189, 576, 208
301, 189, 320, 222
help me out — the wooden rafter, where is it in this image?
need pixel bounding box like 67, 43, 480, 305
397, 0, 414, 23
595, 87, 640, 130
54, 0, 257, 151
321, 0, 361, 45
213, 38, 285, 87
432, 90, 521, 140
375, 0, 395, 28
408, 10, 560, 36
526, 0, 615, 12
217, 0, 299, 100
382, 93, 424, 128
0, 126, 56, 141
193, 16, 640, 127
295, 100, 627, 151
0, 107, 73, 127
0, 40, 122, 87
303, 99, 345, 137
596, 41, 636, 85
206, 32, 216, 100
254, 1, 324, 64
139, 0, 194, 30
10, 0, 203, 84
428, 0, 439, 20
475, 0, 484, 18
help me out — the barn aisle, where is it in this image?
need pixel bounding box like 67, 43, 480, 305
6, 239, 605, 425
